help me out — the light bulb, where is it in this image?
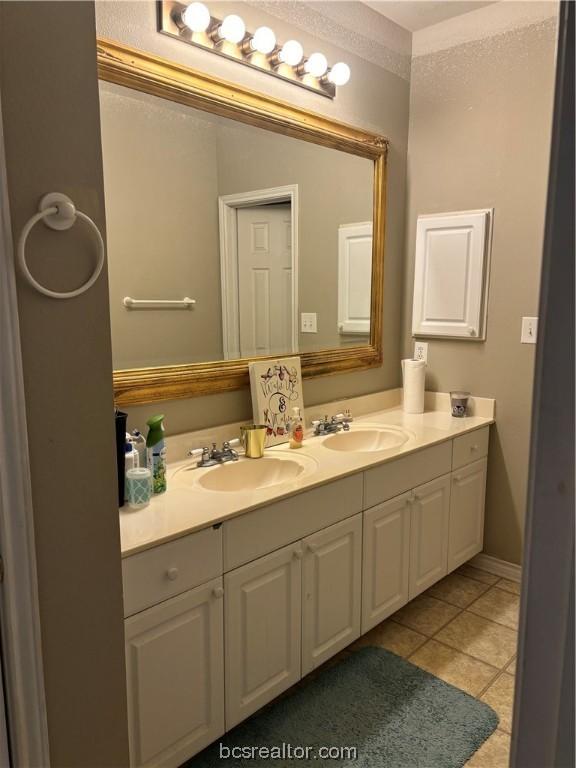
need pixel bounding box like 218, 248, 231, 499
219, 14, 246, 43
304, 52, 328, 78
251, 26, 276, 54
328, 62, 351, 86
278, 39, 304, 66
181, 2, 211, 32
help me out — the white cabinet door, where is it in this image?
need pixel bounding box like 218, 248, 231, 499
301, 514, 362, 675
448, 458, 488, 571
338, 221, 372, 335
412, 210, 491, 339
362, 493, 411, 633
409, 475, 451, 599
225, 542, 302, 729
124, 578, 225, 768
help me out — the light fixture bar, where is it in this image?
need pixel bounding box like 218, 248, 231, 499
158, 1, 340, 99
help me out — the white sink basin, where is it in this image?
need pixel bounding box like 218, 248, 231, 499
174, 455, 316, 493
322, 425, 411, 453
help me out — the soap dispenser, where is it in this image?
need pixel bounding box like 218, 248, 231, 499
289, 407, 304, 449
146, 415, 167, 494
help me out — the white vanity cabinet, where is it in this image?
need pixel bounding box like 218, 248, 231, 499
361, 492, 411, 632
124, 578, 225, 768
448, 458, 488, 570
121, 424, 492, 767
224, 542, 302, 729
224, 512, 363, 728
409, 474, 451, 598
302, 514, 362, 675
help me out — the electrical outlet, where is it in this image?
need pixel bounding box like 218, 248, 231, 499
521, 317, 538, 344
301, 313, 317, 333
414, 341, 428, 362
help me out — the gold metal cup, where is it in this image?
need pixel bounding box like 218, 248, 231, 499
241, 424, 267, 458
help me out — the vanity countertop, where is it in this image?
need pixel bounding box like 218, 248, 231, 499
120, 398, 494, 557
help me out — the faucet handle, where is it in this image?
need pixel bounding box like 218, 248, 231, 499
187, 447, 204, 458
224, 438, 241, 449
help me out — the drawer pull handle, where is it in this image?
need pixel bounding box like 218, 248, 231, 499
166, 567, 179, 581
293, 548, 303, 560
212, 586, 224, 599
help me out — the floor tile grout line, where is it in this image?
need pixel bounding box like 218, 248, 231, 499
407, 635, 504, 675
476, 666, 509, 700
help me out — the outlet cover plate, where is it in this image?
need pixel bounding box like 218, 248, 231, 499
301, 313, 317, 333
414, 341, 428, 362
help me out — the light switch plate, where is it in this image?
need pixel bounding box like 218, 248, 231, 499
521, 317, 538, 344
414, 341, 428, 362
301, 313, 317, 333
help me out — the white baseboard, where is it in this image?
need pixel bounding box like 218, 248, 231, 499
471, 553, 522, 582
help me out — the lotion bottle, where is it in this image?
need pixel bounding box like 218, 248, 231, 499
146, 414, 167, 494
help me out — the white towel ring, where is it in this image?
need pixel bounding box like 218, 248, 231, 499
17, 192, 105, 299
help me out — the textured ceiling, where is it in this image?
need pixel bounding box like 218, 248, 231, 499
363, 1, 496, 32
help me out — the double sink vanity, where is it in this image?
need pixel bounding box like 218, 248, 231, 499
120, 392, 494, 768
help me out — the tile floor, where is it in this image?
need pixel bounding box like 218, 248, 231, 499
349, 564, 520, 767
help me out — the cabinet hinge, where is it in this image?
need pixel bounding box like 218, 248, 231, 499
0, 556, 4, 583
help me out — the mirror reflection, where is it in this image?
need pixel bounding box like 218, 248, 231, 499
99, 81, 374, 370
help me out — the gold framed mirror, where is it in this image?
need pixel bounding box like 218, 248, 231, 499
97, 38, 388, 406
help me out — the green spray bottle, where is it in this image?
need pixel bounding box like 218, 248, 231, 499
146, 414, 167, 494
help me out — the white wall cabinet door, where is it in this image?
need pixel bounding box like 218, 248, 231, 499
301, 514, 362, 675
412, 209, 491, 339
225, 542, 302, 729
448, 459, 488, 571
338, 221, 372, 335
362, 492, 411, 633
409, 475, 451, 599
124, 578, 225, 768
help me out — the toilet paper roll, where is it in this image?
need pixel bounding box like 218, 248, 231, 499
402, 359, 426, 414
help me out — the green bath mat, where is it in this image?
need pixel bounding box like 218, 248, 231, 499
187, 647, 498, 768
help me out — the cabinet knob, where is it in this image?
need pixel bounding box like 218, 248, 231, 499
212, 586, 224, 599
471, 444, 479, 451
413, 493, 420, 501
306, 543, 318, 554
454, 475, 462, 482
293, 548, 303, 560
166, 567, 179, 581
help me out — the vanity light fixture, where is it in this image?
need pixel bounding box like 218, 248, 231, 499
216, 13, 246, 44
303, 52, 328, 78
250, 26, 276, 55
181, 1, 210, 32
278, 39, 304, 67
159, 1, 350, 98
327, 62, 351, 86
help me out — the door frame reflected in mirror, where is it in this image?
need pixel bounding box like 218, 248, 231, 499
97, 38, 388, 406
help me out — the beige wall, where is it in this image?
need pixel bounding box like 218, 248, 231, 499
100, 82, 224, 368
96, 0, 410, 436
0, 2, 129, 766
403, 3, 558, 565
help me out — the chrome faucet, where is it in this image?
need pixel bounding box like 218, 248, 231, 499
188, 440, 240, 468
312, 410, 353, 437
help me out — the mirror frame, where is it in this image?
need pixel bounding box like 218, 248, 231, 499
97, 38, 389, 406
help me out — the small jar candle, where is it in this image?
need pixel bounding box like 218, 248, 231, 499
126, 467, 152, 509
450, 391, 470, 418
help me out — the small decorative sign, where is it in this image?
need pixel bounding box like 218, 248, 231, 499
249, 357, 304, 446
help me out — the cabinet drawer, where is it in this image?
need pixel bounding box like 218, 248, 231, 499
452, 427, 489, 470
364, 442, 452, 509
223, 474, 363, 571
122, 526, 223, 617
